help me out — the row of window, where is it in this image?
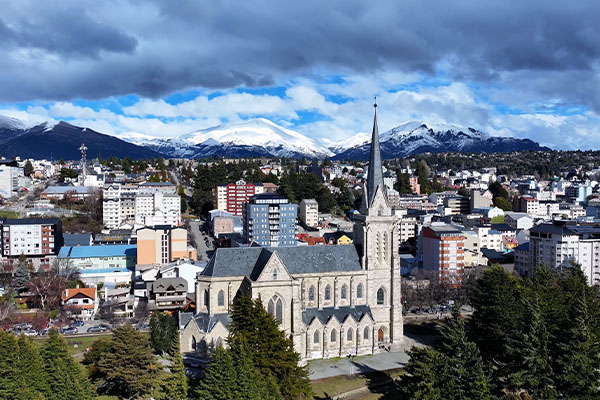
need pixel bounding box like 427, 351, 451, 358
306, 284, 386, 305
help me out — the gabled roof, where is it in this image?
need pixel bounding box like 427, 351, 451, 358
302, 305, 373, 326
192, 313, 231, 333
152, 277, 187, 293
62, 287, 96, 301
201, 245, 361, 279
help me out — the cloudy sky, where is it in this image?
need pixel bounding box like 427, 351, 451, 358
0, 0, 599, 149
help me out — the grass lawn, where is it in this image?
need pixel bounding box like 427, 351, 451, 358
35, 333, 113, 360
311, 367, 404, 399
0, 210, 20, 218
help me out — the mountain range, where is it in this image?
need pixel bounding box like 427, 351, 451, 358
0, 115, 549, 161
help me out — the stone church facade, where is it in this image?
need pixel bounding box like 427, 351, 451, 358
179, 103, 403, 363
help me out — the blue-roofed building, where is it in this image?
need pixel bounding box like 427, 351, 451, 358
59, 244, 137, 285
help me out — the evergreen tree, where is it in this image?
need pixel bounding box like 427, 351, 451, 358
193, 345, 237, 400
0, 331, 21, 399
156, 335, 188, 400
229, 336, 283, 400
24, 160, 34, 176
439, 307, 490, 400
554, 288, 600, 398
17, 335, 49, 400
229, 296, 312, 399
468, 265, 524, 392
13, 262, 30, 293
41, 329, 95, 400
96, 324, 159, 399
150, 312, 177, 354
504, 297, 557, 399
400, 347, 445, 400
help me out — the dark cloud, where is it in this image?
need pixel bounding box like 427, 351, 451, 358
0, 0, 599, 111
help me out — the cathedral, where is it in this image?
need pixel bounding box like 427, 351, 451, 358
179, 103, 404, 363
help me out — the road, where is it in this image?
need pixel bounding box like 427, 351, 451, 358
188, 220, 213, 261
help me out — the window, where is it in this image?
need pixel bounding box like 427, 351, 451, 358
377, 288, 385, 305
341, 284, 347, 300
357, 283, 363, 299
330, 329, 337, 342
364, 326, 369, 340
204, 290, 209, 307
218, 290, 225, 307
273, 268, 278, 280
324, 285, 331, 301
314, 330, 320, 344
347, 328, 353, 342
308, 286, 315, 302
268, 296, 283, 323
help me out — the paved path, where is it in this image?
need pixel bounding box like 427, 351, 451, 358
308, 335, 430, 380
189, 220, 212, 261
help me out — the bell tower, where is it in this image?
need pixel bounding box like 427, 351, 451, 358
353, 98, 403, 348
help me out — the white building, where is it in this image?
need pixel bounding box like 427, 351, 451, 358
505, 212, 534, 230
0, 166, 20, 198
528, 222, 600, 286
299, 199, 319, 228
135, 192, 181, 228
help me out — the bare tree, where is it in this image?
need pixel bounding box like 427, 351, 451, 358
27, 272, 65, 311
84, 188, 103, 221
131, 301, 150, 325
97, 300, 121, 326
0, 290, 16, 328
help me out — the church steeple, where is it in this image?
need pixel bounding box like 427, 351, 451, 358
365, 97, 385, 209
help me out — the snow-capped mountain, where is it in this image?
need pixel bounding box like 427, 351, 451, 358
332, 121, 549, 160
0, 119, 164, 160
126, 118, 334, 159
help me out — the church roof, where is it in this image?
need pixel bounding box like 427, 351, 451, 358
201, 245, 361, 279
184, 312, 231, 333
365, 100, 385, 208
302, 305, 373, 326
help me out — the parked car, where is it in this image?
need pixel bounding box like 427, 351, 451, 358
61, 327, 78, 334
72, 320, 85, 327
135, 323, 150, 331
39, 328, 49, 336
87, 326, 105, 333
23, 329, 38, 337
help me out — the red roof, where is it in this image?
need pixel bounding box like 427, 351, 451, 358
62, 287, 96, 302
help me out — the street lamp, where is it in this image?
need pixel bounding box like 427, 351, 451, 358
347, 353, 354, 376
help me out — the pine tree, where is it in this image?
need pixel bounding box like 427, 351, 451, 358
400, 347, 445, 400
554, 289, 600, 398
13, 263, 31, 293
229, 296, 312, 399
150, 312, 177, 354
439, 307, 490, 400
0, 331, 21, 399
97, 324, 159, 399
504, 297, 557, 399
16, 335, 49, 400
41, 329, 95, 400
229, 336, 283, 400
24, 160, 34, 176
193, 345, 237, 400
156, 335, 188, 400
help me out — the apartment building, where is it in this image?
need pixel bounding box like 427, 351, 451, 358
243, 193, 297, 247
138, 181, 177, 194
518, 196, 539, 215
443, 195, 470, 215
422, 223, 466, 286
137, 226, 196, 265
1, 218, 63, 259
527, 222, 600, 285
215, 179, 266, 216
0, 165, 20, 198
470, 189, 493, 212
299, 199, 319, 228
134, 192, 181, 227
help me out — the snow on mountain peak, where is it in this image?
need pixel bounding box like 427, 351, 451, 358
181, 118, 333, 158
0, 115, 27, 130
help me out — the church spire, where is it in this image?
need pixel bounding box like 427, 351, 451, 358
365, 97, 385, 209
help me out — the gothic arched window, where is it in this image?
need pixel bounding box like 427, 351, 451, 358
377, 287, 385, 305
275, 297, 283, 323
203, 289, 209, 307
347, 328, 353, 342
330, 329, 337, 342
273, 268, 278, 280
217, 290, 225, 307
364, 326, 370, 340
341, 284, 348, 300
308, 285, 315, 301
357, 283, 363, 299
324, 285, 331, 301
314, 330, 320, 344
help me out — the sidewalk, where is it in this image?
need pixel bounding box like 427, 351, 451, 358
307, 334, 432, 380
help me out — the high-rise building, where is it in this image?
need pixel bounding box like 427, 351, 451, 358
137, 226, 196, 265
215, 179, 266, 216
0, 164, 20, 198
135, 192, 181, 227
1, 218, 64, 270
422, 223, 466, 286
243, 193, 297, 246
299, 199, 319, 228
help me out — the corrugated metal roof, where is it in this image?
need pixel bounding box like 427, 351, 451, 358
58, 244, 136, 258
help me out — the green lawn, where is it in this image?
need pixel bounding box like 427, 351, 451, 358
35, 333, 113, 360
0, 210, 20, 218
311, 368, 404, 399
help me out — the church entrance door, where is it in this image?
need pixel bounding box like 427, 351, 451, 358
378, 328, 384, 343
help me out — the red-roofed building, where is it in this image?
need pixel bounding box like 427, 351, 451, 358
61, 288, 98, 320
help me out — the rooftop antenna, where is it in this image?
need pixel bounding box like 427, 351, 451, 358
79, 143, 87, 181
